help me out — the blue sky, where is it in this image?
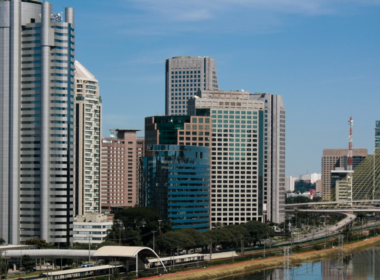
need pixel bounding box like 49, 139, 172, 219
51, 0, 380, 177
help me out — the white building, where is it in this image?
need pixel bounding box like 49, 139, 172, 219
73, 213, 112, 244
74, 61, 102, 215
285, 176, 297, 192
310, 173, 321, 184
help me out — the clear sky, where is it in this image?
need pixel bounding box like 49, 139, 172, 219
50, 0, 380, 177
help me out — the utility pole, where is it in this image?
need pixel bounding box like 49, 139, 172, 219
240, 236, 244, 256
209, 240, 212, 265
88, 233, 92, 263
152, 231, 157, 252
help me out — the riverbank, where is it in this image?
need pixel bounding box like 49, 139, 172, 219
140, 235, 380, 280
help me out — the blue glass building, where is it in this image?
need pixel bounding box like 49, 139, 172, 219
140, 145, 210, 231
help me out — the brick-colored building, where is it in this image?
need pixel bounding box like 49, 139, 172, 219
101, 129, 144, 214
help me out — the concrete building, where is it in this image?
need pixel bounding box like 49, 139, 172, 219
321, 149, 367, 199
285, 176, 297, 192
0, 0, 75, 246
140, 145, 210, 231
316, 179, 322, 192
101, 129, 143, 215
376, 121, 380, 149
299, 173, 321, 184
165, 56, 219, 116
331, 168, 354, 202
145, 115, 212, 148
188, 90, 270, 224
73, 213, 112, 244
249, 93, 286, 223
74, 61, 102, 215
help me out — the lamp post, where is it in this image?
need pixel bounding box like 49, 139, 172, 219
88, 233, 92, 264
158, 220, 162, 235
152, 231, 157, 252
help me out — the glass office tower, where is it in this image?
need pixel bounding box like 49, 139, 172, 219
140, 145, 210, 231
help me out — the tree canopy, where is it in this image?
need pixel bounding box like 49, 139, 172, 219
25, 238, 52, 249
285, 196, 312, 204
0, 237, 5, 245
21, 255, 34, 273
114, 207, 161, 230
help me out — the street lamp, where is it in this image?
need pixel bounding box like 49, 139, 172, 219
158, 220, 162, 235
152, 231, 157, 251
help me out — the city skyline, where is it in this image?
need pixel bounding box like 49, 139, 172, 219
49, 0, 380, 177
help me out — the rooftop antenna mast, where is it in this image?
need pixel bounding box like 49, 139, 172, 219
348, 116, 353, 170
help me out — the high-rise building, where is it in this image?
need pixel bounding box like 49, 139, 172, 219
0, 0, 75, 245
321, 149, 367, 199
165, 56, 219, 116
249, 93, 286, 223
143, 115, 212, 227
135, 137, 145, 206
145, 115, 212, 148
101, 129, 143, 215
139, 145, 210, 231
285, 176, 296, 192
188, 90, 271, 224
375, 121, 380, 149
315, 179, 322, 192
74, 61, 102, 216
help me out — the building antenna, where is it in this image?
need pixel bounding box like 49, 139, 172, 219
347, 116, 353, 170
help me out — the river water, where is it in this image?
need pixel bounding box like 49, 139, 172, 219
221, 246, 380, 280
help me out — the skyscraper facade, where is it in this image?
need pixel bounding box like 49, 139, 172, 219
188, 90, 268, 225
165, 56, 219, 116
0, 0, 75, 246
249, 93, 286, 223
101, 129, 142, 215
321, 149, 367, 199
74, 61, 102, 216
139, 145, 211, 231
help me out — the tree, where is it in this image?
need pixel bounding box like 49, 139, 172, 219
285, 196, 312, 204
97, 240, 118, 249
177, 228, 206, 252
113, 207, 161, 230
0, 238, 5, 245
21, 255, 34, 274
1, 257, 9, 276
242, 221, 274, 246
71, 243, 97, 250
25, 238, 52, 249
156, 231, 195, 255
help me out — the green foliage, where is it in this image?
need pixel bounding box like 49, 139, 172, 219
313, 244, 323, 250
108, 207, 172, 247
369, 227, 380, 235
156, 230, 195, 254
97, 240, 118, 249
0, 238, 5, 245
1, 258, 8, 276
114, 207, 161, 230
343, 228, 354, 242
356, 212, 368, 218
112, 268, 120, 279
70, 243, 97, 250
25, 238, 52, 249
292, 245, 302, 253
294, 181, 316, 193
21, 254, 34, 273
242, 221, 274, 245
285, 196, 312, 204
